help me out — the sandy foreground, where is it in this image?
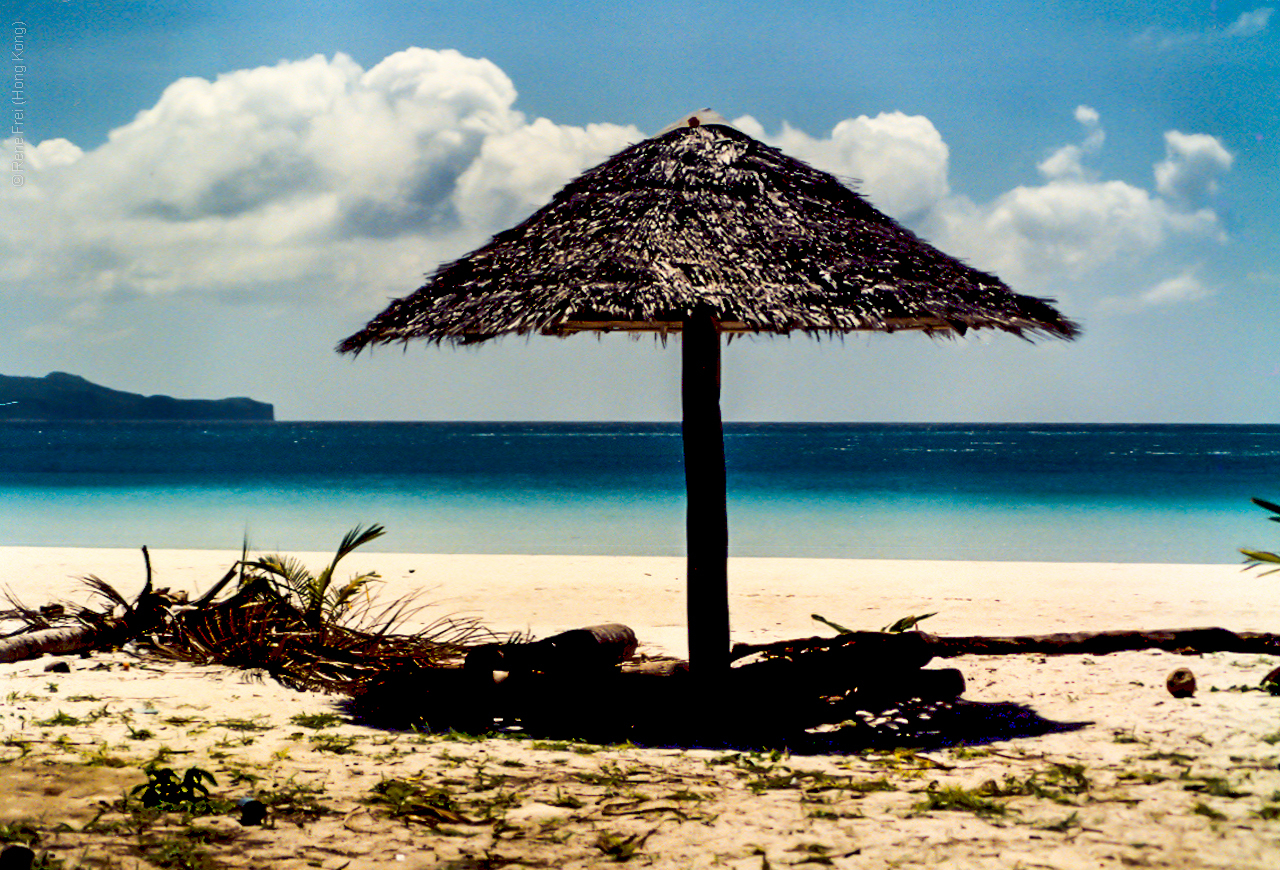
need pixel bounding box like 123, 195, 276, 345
1, 547, 1279, 868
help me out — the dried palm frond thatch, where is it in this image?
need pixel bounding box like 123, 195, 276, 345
339, 118, 1078, 349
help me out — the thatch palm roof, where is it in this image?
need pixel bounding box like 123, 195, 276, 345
338, 119, 1078, 352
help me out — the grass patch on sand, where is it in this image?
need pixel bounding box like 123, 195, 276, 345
80, 742, 132, 768
214, 717, 269, 732
913, 763, 1092, 818
255, 778, 336, 824
33, 710, 83, 727
288, 712, 344, 729
0, 820, 63, 869
594, 830, 651, 862
1183, 775, 1250, 799
310, 733, 359, 754
1192, 801, 1227, 821
367, 777, 472, 826
576, 762, 644, 792
528, 739, 605, 754
1038, 811, 1081, 832
914, 783, 1009, 817
135, 826, 232, 870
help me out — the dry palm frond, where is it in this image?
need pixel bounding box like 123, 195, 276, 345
0, 589, 62, 635
0, 551, 175, 662
78, 574, 133, 615
154, 596, 505, 694
146, 525, 507, 695
3, 574, 136, 638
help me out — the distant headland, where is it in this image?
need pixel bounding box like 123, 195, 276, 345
0, 372, 274, 421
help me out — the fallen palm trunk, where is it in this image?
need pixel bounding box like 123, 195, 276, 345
730, 630, 936, 668
730, 627, 1280, 663
922, 627, 1280, 657
0, 624, 100, 663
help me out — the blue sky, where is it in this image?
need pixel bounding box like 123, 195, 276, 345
3, 1, 1277, 421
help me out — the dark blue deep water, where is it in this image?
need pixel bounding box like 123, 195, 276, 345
3, 421, 1279, 562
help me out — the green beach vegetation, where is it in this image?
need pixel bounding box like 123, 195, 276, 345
1241, 497, 1280, 573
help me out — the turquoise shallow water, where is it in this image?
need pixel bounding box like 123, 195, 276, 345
2, 421, 1278, 562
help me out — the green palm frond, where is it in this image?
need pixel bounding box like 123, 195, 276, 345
326, 571, 382, 618
333, 523, 387, 565
247, 554, 315, 612
310, 524, 385, 624
1251, 497, 1280, 518
241, 524, 386, 628
250, 554, 310, 586
883, 612, 938, 633
1242, 497, 1280, 574
811, 614, 853, 635
315, 525, 385, 593
1241, 548, 1280, 575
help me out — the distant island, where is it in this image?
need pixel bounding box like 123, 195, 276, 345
0, 372, 274, 421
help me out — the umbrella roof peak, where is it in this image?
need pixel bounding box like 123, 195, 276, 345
656, 108, 733, 136
338, 120, 1079, 353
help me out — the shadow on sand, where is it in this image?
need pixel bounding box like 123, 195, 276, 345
344, 667, 1088, 754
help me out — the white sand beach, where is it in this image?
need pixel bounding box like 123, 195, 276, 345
2, 547, 1279, 868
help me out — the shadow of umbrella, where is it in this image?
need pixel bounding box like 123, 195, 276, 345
338, 110, 1080, 682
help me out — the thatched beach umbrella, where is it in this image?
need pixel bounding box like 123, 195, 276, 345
338, 111, 1079, 679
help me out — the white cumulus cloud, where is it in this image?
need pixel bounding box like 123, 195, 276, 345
26, 138, 84, 170
1136, 6, 1273, 49
1036, 105, 1105, 181
1153, 130, 1234, 207
736, 104, 1229, 310
0, 48, 640, 312
735, 111, 950, 221
930, 180, 1220, 280
1100, 268, 1213, 312
454, 117, 640, 232
1142, 270, 1212, 305
922, 108, 1230, 295
1225, 7, 1274, 37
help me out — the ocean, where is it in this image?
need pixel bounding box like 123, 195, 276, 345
2, 421, 1278, 563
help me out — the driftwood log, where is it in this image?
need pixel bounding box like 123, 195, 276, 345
923, 627, 1280, 656
0, 625, 103, 663
730, 627, 1280, 663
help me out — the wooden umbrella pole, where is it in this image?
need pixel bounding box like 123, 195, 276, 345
681, 312, 730, 679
